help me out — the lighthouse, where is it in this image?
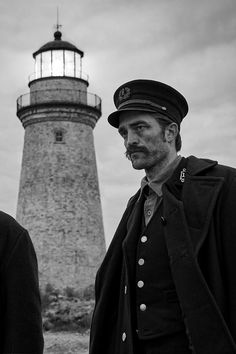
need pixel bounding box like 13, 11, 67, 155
16, 29, 106, 292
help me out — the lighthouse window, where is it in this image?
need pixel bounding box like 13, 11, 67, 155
54, 130, 64, 143
65, 51, 74, 77
41, 51, 52, 77
52, 50, 64, 76
35, 54, 42, 79
75, 53, 81, 78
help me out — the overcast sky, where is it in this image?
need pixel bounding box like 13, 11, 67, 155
0, 0, 236, 246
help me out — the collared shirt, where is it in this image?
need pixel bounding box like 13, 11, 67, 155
140, 155, 182, 225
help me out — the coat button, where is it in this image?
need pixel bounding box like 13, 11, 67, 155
160, 216, 167, 225
122, 332, 126, 342
137, 280, 144, 288
140, 304, 147, 311
138, 258, 145, 266
141, 235, 148, 243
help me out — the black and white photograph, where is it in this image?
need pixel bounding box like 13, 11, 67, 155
0, 0, 236, 353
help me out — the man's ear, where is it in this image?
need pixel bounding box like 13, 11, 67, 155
165, 123, 178, 143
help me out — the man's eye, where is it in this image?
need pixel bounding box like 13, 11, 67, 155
136, 125, 145, 131
119, 130, 127, 138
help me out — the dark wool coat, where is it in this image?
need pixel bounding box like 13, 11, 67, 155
90, 156, 236, 354
0, 211, 44, 353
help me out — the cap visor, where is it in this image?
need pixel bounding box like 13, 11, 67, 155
107, 107, 157, 128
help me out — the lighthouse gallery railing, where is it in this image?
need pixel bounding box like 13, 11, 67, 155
17, 89, 102, 113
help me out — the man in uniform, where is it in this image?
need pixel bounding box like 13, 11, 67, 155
89, 79, 236, 354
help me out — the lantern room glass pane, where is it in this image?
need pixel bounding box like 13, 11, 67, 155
65, 51, 75, 77
35, 54, 42, 79
75, 53, 81, 78
52, 50, 64, 76
42, 51, 52, 77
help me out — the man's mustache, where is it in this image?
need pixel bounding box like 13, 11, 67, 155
125, 146, 149, 159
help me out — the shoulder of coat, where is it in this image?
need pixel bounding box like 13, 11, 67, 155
126, 189, 141, 208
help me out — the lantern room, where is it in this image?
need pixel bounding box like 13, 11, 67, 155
31, 30, 85, 81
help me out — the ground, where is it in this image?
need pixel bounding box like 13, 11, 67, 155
44, 331, 89, 354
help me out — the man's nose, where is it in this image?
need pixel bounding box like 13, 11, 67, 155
126, 130, 139, 146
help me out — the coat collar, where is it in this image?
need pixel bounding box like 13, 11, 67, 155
127, 156, 218, 206
186, 155, 218, 176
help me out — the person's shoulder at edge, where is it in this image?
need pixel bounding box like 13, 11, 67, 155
189, 155, 236, 178
0, 210, 31, 262
126, 189, 141, 208
0, 210, 26, 235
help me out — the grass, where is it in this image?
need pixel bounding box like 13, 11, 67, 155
44, 331, 89, 354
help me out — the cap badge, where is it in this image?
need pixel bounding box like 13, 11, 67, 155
118, 87, 131, 102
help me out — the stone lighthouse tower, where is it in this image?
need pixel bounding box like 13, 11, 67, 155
16, 29, 106, 292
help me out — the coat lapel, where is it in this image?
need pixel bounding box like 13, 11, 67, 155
182, 175, 224, 256
90, 194, 140, 354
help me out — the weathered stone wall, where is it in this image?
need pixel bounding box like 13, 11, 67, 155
29, 77, 88, 106
16, 105, 106, 291
30, 77, 88, 92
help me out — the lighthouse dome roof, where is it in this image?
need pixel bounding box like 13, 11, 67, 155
33, 31, 84, 58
